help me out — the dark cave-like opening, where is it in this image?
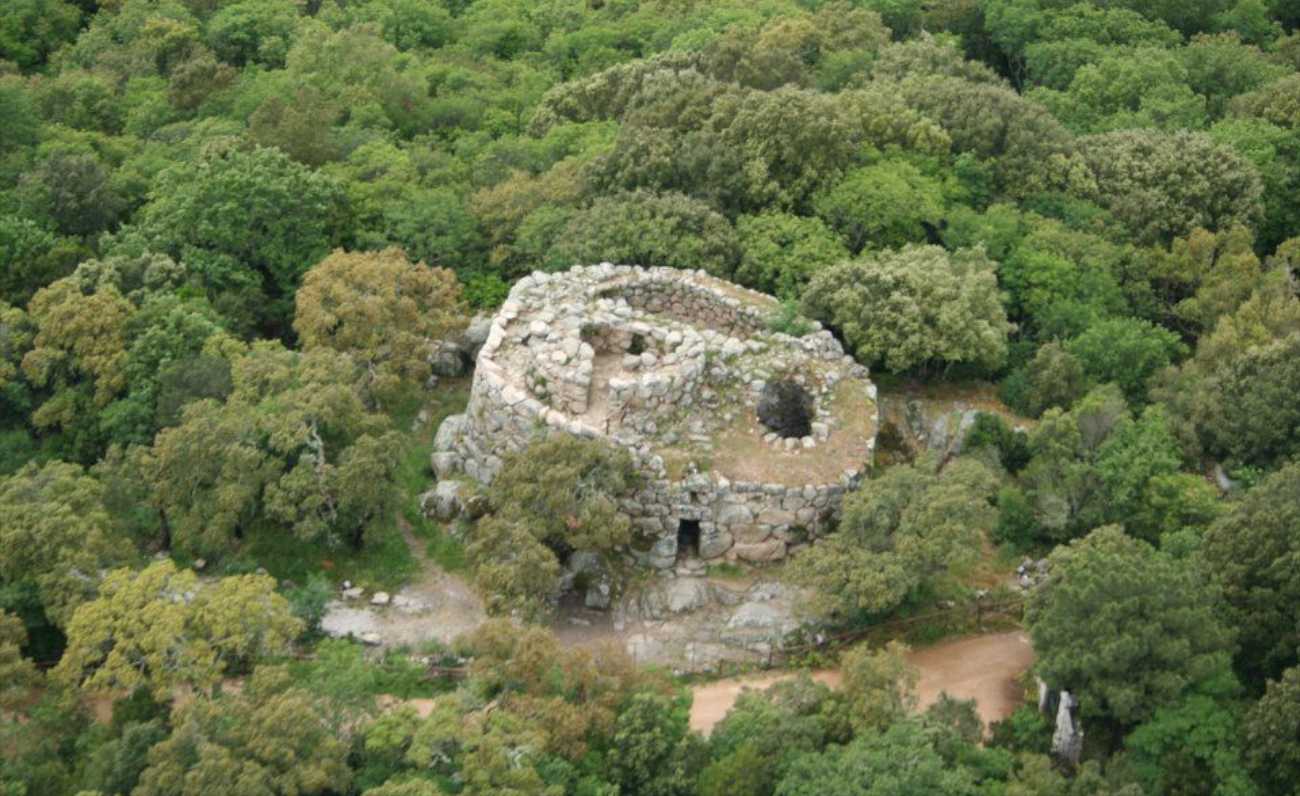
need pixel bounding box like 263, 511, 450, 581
677, 519, 701, 559
757, 379, 814, 438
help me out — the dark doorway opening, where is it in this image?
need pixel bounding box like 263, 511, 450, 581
677, 519, 701, 559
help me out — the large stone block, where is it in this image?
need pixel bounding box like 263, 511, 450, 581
433, 413, 468, 451
713, 502, 754, 526
730, 524, 771, 545
698, 526, 733, 559
732, 539, 786, 562
430, 451, 460, 479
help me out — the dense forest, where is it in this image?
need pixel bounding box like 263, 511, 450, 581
2, 0, 1300, 794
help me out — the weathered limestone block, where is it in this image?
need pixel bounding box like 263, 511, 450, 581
730, 524, 772, 545
714, 502, 754, 526
430, 451, 460, 479
755, 508, 798, 527
434, 413, 468, 451
420, 480, 465, 521
1052, 691, 1084, 765
698, 526, 734, 559
732, 539, 786, 562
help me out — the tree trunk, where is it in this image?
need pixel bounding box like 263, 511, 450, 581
158, 508, 172, 552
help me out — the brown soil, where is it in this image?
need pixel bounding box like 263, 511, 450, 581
688, 631, 1035, 735
880, 379, 1037, 430
707, 277, 780, 312
707, 377, 877, 485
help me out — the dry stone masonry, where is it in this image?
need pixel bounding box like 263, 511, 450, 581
432, 264, 880, 569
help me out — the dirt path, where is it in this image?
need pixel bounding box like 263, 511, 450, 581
688, 631, 1034, 734
385, 522, 486, 646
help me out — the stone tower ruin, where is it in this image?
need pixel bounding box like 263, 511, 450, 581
431, 264, 879, 568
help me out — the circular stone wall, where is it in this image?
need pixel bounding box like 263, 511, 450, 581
431, 264, 879, 568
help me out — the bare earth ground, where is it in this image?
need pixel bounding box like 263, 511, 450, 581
688, 631, 1035, 735
706, 377, 877, 486
319, 524, 486, 649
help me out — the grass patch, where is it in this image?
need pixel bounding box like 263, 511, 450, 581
425, 523, 468, 572
289, 638, 450, 701
231, 519, 418, 592
393, 379, 472, 573
224, 380, 474, 591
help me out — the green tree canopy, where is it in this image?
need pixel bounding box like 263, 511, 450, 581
53, 560, 301, 699
0, 459, 120, 626
1202, 460, 1300, 683
294, 247, 467, 405
1242, 665, 1300, 796
551, 190, 740, 277
801, 244, 1011, 373
775, 719, 978, 796
133, 666, 351, 796
791, 456, 997, 619
145, 342, 399, 556
812, 159, 946, 253
734, 212, 848, 298
118, 146, 352, 332
469, 435, 640, 620
1027, 525, 1234, 727
0, 610, 41, 710
1078, 129, 1263, 244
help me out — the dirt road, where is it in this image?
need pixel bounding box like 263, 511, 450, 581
688, 631, 1034, 734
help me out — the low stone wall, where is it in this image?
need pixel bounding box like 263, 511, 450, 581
522, 330, 595, 415
597, 271, 774, 338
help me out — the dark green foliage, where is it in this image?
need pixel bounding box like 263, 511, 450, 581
607, 691, 698, 796
989, 706, 1053, 755
1124, 674, 1255, 796
1242, 665, 1300, 795
735, 212, 848, 298
1202, 461, 1300, 683
0, 1, 1298, 791
993, 484, 1038, 550
81, 718, 169, 796
1078, 129, 1264, 244
552, 191, 740, 277
790, 456, 998, 619
1064, 318, 1186, 405
812, 159, 946, 252
118, 146, 352, 331
775, 720, 977, 795
0, 0, 81, 72
1194, 332, 1300, 467
468, 435, 640, 619
963, 413, 1030, 473
0, 215, 68, 306
801, 245, 1011, 373
284, 572, 333, 638
1027, 525, 1234, 727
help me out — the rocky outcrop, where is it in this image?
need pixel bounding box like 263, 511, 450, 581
420, 480, 465, 521
1051, 691, 1084, 765
609, 577, 809, 672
